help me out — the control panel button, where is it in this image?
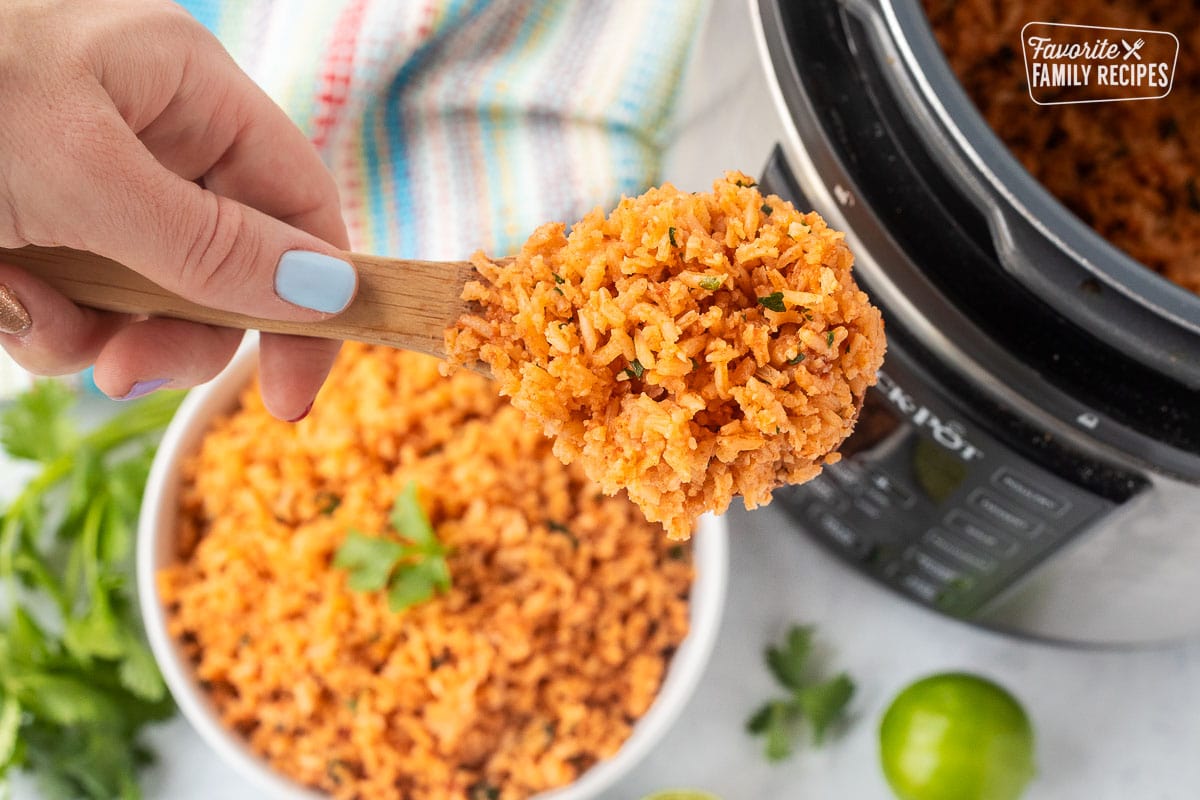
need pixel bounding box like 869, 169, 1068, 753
805, 475, 848, 512
967, 489, 1045, 538
854, 497, 885, 520
899, 572, 941, 604
826, 461, 865, 493
867, 469, 916, 508
816, 512, 873, 560
906, 548, 968, 585
992, 468, 1071, 517
864, 487, 892, 509
944, 510, 1019, 558
925, 529, 997, 574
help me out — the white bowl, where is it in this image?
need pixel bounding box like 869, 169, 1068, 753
138, 345, 729, 800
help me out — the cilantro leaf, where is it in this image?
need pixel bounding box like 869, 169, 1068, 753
757, 292, 786, 313
7, 608, 51, 667
797, 673, 855, 744
391, 481, 436, 549
668, 227, 679, 247
335, 482, 451, 612
333, 531, 404, 592
746, 701, 773, 734
760, 203, 774, 216
747, 700, 797, 762
765, 625, 812, 692
698, 275, 723, 291
13, 674, 124, 727
0, 695, 21, 771
117, 636, 167, 703
22, 722, 146, 800
0, 380, 76, 462
64, 597, 125, 662
386, 568, 437, 612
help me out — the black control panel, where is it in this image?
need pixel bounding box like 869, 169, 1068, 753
777, 342, 1140, 616
757, 145, 1150, 618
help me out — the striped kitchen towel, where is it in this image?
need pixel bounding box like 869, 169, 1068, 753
178, 0, 706, 260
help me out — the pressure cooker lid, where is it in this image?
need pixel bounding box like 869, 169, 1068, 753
877, 0, 1200, 385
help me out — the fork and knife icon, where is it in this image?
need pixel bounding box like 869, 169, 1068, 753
1121, 38, 1145, 60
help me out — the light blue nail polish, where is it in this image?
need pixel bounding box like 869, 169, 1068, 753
119, 378, 169, 401
274, 251, 356, 314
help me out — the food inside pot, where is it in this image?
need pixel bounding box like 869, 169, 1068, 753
923, 0, 1198, 295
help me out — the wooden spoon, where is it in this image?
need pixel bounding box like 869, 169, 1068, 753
0, 245, 487, 361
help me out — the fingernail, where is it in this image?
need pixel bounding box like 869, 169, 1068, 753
0, 284, 32, 335
274, 251, 356, 314
287, 400, 314, 423
119, 378, 170, 401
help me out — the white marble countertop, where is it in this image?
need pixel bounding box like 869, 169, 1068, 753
12, 2, 1200, 799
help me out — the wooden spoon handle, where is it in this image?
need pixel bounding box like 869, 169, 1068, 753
0, 245, 477, 359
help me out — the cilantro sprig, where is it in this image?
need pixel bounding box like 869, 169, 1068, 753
334, 482, 451, 612
746, 625, 855, 761
0, 381, 183, 799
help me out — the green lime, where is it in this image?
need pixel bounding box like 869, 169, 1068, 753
879, 672, 1035, 800
639, 791, 721, 800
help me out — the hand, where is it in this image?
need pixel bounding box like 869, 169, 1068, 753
0, 0, 357, 420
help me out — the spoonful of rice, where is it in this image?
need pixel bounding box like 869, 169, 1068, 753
446, 172, 885, 538
2, 172, 885, 538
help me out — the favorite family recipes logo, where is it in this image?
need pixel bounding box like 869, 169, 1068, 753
1021, 22, 1178, 105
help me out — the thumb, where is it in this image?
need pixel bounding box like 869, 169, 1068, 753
67, 107, 357, 320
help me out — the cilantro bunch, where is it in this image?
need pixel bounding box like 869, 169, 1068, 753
746, 625, 855, 762
0, 381, 183, 799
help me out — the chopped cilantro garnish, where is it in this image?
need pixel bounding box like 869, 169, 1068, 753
668, 227, 678, 247
468, 782, 501, 800
826, 331, 835, 347
788, 352, 806, 364
760, 203, 773, 216
333, 482, 451, 612
757, 292, 786, 313
547, 521, 578, 548
316, 491, 341, 516
553, 286, 564, 296
735, 179, 758, 188
698, 275, 723, 291
552, 273, 565, 284
623, 359, 646, 380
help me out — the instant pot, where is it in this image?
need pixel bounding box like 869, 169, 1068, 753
743, 0, 1200, 645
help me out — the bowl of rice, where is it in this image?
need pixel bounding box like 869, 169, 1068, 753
137, 340, 728, 800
